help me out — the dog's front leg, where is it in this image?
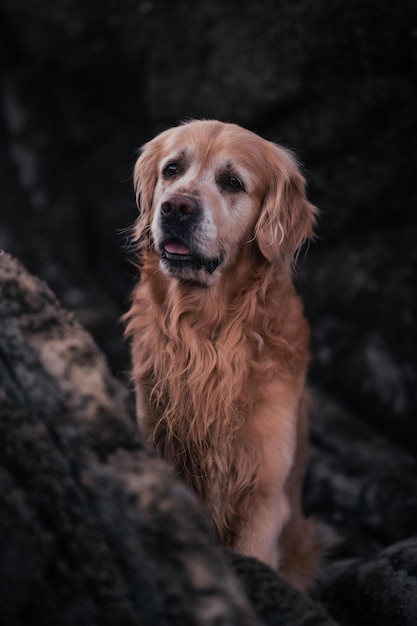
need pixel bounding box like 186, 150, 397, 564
234, 381, 301, 571
234, 486, 289, 570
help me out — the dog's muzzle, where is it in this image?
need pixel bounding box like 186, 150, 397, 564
158, 194, 222, 277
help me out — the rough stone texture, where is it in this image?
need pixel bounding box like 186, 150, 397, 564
300, 230, 417, 448
0, 252, 336, 625
306, 390, 417, 556
321, 539, 417, 626
0, 1, 416, 624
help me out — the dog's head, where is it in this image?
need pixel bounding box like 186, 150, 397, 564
133, 120, 316, 286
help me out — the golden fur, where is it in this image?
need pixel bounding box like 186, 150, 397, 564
124, 120, 319, 590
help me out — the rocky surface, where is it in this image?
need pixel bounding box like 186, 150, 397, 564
0, 252, 335, 625
0, 1, 416, 624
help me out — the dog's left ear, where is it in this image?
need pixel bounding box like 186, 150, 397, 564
255, 144, 317, 262
132, 134, 164, 244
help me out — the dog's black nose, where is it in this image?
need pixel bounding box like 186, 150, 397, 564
161, 194, 199, 221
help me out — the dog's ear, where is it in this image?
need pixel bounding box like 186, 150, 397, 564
255, 144, 317, 262
132, 135, 163, 244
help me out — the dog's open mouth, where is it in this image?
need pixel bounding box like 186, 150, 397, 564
161, 240, 222, 276
163, 240, 195, 262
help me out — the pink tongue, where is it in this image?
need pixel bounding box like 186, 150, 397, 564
164, 241, 191, 255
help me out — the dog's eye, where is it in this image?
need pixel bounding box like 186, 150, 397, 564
228, 176, 241, 188
222, 175, 244, 192
163, 163, 180, 178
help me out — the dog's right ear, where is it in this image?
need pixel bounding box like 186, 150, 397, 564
132, 135, 162, 244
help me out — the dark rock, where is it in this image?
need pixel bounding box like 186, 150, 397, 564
321, 538, 417, 626
300, 228, 417, 448
305, 391, 417, 625
0, 252, 261, 625
228, 551, 337, 626
0, 252, 345, 625
305, 390, 417, 560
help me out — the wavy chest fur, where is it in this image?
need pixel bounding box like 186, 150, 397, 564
125, 256, 309, 543
127, 257, 304, 453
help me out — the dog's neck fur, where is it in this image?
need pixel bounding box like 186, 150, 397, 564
126, 242, 305, 458
125, 242, 310, 544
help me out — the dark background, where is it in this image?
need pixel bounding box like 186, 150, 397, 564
1, 0, 416, 443
0, 2, 417, 620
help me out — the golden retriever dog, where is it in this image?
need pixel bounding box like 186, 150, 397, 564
124, 119, 319, 591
